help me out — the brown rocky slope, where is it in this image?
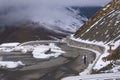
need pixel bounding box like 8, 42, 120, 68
0, 21, 68, 44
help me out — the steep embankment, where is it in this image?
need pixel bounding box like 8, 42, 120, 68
75, 9, 120, 43
75, 0, 120, 42
74, 0, 120, 54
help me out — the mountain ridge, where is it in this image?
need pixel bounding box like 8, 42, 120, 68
74, 0, 120, 43
0, 6, 101, 43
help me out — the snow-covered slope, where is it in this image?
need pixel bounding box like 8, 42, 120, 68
74, 0, 120, 43
36, 7, 87, 33
77, 9, 120, 43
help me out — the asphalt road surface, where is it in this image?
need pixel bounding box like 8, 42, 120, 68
0, 43, 96, 80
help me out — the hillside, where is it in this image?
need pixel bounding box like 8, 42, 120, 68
0, 6, 101, 43
67, 0, 120, 75
74, 0, 120, 43
0, 21, 68, 43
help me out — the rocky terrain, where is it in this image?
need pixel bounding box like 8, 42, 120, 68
0, 21, 68, 44
69, 0, 120, 75
74, 0, 120, 55
74, 0, 120, 43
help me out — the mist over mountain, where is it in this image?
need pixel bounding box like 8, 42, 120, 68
0, 0, 110, 31
0, 0, 110, 43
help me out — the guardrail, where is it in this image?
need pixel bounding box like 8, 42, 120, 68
64, 37, 104, 54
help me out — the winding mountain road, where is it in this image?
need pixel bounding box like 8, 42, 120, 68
0, 39, 97, 80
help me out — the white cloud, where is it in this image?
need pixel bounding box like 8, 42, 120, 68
0, 0, 111, 8
0, 0, 111, 32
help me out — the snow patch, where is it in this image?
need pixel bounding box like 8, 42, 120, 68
0, 47, 14, 52
115, 21, 120, 26
13, 45, 34, 53
32, 43, 65, 59
0, 43, 21, 52
111, 66, 120, 73
0, 43, 20, 47
0, 61, 24, 69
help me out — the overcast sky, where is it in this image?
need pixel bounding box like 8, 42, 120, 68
0, 0, 111, 8
0, 0, 111, 26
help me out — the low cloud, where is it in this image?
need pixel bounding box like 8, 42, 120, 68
0, 0, 111, 25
